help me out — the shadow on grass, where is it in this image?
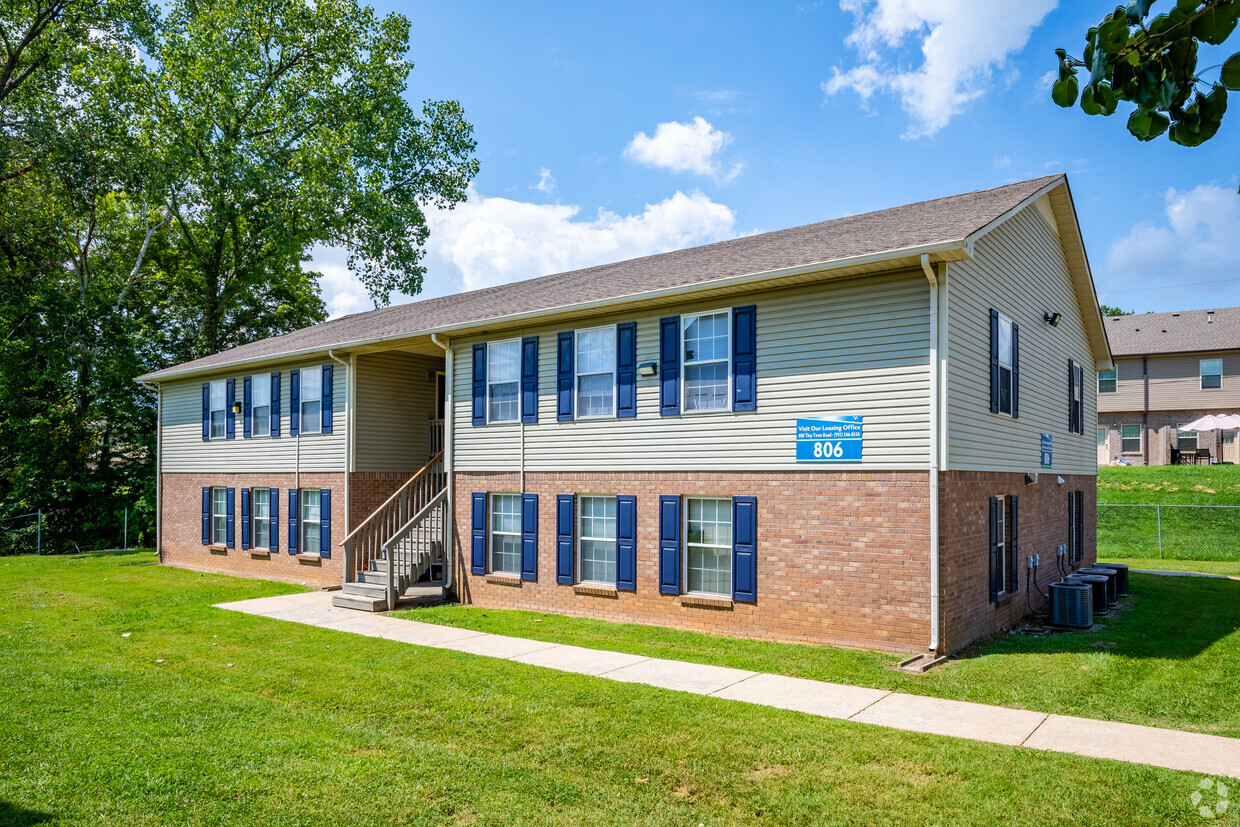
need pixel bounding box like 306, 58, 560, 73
0, 801, 52, 826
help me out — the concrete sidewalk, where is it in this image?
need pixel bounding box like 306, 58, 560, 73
215, 591, 1240, 780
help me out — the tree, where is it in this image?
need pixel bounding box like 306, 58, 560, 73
1053, 0, 1240, 146
1099, 304, 1135, 316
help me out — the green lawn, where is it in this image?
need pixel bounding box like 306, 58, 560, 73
1097, 465, 1240, 562
399, 571, 1240, 739
0, 551, 1222, 825
1100, 558, 1240, 577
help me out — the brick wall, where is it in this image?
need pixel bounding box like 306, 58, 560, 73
938, 471, 1096, 653
160, 472, 344, 588
348, 471, 414, 531
450, 470, 933, 653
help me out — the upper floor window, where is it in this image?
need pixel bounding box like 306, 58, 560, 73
252, 375, 271, 436
683, 310, 730, 412
576, 328, 616, 418
487, 340, 520, 423
1201, 358, 1222, 390
209, 381, 226, 438
996, 313, 1015, 416
1098, 369, 1116, 394
300, 367, 322, 433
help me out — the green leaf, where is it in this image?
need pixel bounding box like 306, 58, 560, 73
1096, 82, 1121, 115
1127, 107, 1170, 140
1098, 15, 1130, 52
1053, 75, 1080, 108
1080, 86, 1103, 115
1193, 2, 1240, 46
1200, 83, 1228, 120
1222, 52, 1240, 90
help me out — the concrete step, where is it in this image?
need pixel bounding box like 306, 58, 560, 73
331, 592, 386, 612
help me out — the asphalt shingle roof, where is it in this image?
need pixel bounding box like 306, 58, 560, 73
1105, 307, 1240, 356
140, 174, 1064, 381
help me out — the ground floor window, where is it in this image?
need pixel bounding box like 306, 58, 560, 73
301, 488, 320, 553
211, 487, 227, 545
1121, 424, 1141, 453
578, 495, 617, 584
1177, 425, 1199, 453
253, 488, 271, 548
685, 497, 731, 596
994, 495, 1008, 595
490, 493, 521, 574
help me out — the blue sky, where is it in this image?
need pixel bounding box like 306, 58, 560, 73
314, 0, 1240, 318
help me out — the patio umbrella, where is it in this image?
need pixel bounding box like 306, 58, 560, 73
1179, 413, 1240, 463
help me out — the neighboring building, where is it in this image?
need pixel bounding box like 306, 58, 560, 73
137, 174, 1111, 656
1098, 308, 1240, 465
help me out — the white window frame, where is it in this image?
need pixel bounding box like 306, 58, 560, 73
574, 327, 617, 420
996, 495, 1009, 596
301, 488, 321, 554
252, 487, 271, 548
1200, 358, 1223, 390
1121, 424, 1141, 454
1097, 369, 1117, 394
996, 313, 1015, 417
300, 367, 323, 434
209, 381, 226, 439
576, 494, 617, 585
211, 486, 227, 545
1177, 424, 1199, 454
684, 496, 732, 597
489, 493, 522, 574
486, 339, 521, 425
681, 309, 732, 414
251, 375, 272, 437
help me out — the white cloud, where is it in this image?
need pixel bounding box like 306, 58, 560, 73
531, 167, 557, 195
308, 244, 373, 318
822, 0, 1057, 138
1101, 185, 1240, 311
623, 116, 740, 179
994, 155, 1011, 169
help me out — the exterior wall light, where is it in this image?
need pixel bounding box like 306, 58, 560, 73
1044, 311, 1062, 327
232, 402, 242, 414
637, 362, 658, 378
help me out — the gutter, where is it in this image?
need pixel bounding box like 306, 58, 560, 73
328, 350, 350, 561
430, 333, 453, 591
921, 254, 941, 653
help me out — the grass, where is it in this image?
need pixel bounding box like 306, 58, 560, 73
1097, 465, 1240, 506
398, 571, 1240, 739
1097, 465, 1240, 562
0, 551, 1226, 826
1100, 558, 1240, 577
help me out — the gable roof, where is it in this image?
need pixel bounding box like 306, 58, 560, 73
1106, 307, 1240, 356
139, 174, 1106, 382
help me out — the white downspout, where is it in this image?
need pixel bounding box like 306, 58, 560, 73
328, 350, 351, 563
431, 333, 453, 590
921, 253, 941, 653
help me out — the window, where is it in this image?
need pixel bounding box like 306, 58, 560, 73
487, 341, 520, 423
996, 313, 1014, 416
1098, 369, 1116, 394
209, 381, 226, 438
1069, 362, 1084, 434
489, 493, 521, 574
1121, 424, 1141, 453
1068, 491, 1083, 564
300, 367, 322, 433
577, 496, 616, 584
1201, 358, 1222, 390
253, 488, 270, 548
1178, 425, 1198, 454
1097, 427, 1107, 448
575, 328, 616, 418
252, 376, 271, 436
685, 497, 731, 595
301, 488, 320, 554
211, 487, 228, 545
683, 311, 730, 412
995, 496, 1008, 594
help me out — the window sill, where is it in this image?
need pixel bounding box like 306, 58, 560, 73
993, 592, 1016, 607
249, 550, 271, 559
296, 553, 323, 565
679, 594, 733, 610
207, 544, 228, 555
485, 573, 522, 586
574, 583, 618, 598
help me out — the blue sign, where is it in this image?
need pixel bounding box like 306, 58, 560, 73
1040, 433, 1052, 468
797, 416, 863, 462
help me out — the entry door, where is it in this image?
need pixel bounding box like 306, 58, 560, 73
1096, 427, 1109, 465
1224, 430, 1238, 464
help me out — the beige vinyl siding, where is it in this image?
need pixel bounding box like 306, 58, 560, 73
946, 203, 1097, 476
1145, 352, 1240, 410
1098, 357, 1144, 413
452, 271, 933, 472
354, 351, 441, 471
161, 359, 346, 473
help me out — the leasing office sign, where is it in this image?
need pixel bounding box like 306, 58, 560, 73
796, 416, 863, 462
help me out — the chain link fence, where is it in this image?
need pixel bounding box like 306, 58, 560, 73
1098, 504, 1240, 562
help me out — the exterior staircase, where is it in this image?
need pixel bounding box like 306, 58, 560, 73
333, 451, 448, 612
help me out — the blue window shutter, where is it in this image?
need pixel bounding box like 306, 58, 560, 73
732, 305, 757, 412
225, 379, 235, 439
658, 495, 681, 594
659, 317, 680, 415
270, 488, 279, 553
321, 364, 333, 434
472, 343, 487, 426
616, 323, 637, 418
242, 376, 252, 439
732, 496, 757, 603
1011, 322, 1020, 419
201, 384, 210, 441
556, 495, 574, 584
241, 488, 251, 550
288, 489, 299, 554
617, 495, 636, 591
988, 497, 999, 601
521, 493, 538, 581
270, 373, 281, 436
320, 489, 331, 557
557, 331, 574, 421
225, 487, 235, 547
289, 369, 300, 436
1009, 495, 1019, 592
989, 309, 1000, 414
201, 487, 210, 544
520, 336, 539, 423
470, 493, 486, 574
